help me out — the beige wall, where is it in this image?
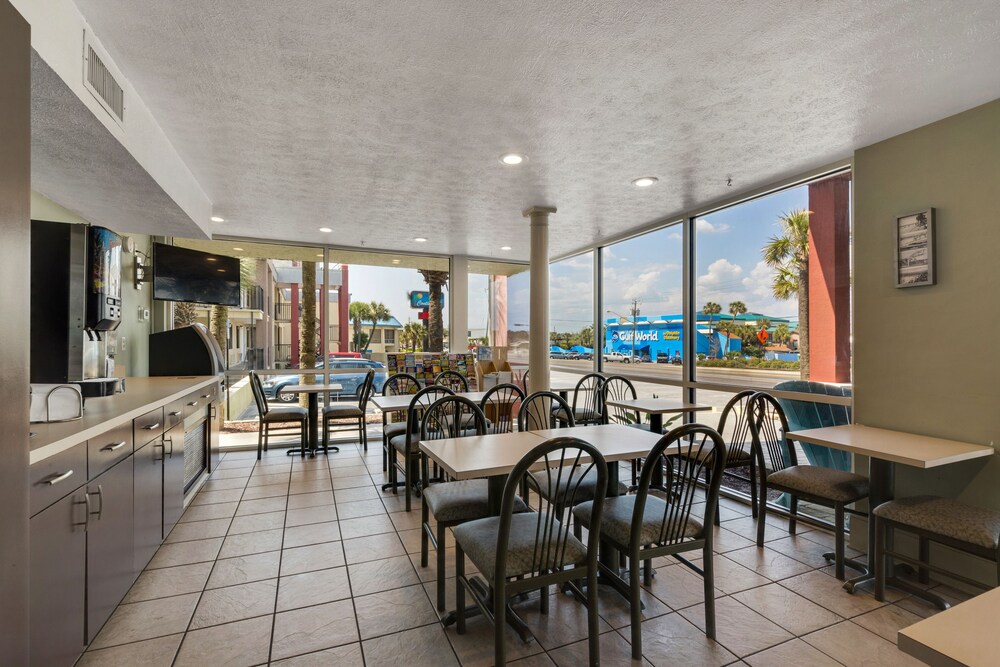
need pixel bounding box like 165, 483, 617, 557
853, 99, 1000, 581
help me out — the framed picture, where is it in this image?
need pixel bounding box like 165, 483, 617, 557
895, 208, 935, 288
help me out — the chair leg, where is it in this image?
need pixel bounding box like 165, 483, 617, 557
918, 536, 930, 584
420, 502, 430, 568
263, 424, 269, 452
456, 544, 466, 634
382, 417, 388, 471
630, 551, 642, 660
436, 522, 447, 611
788, 495, 798, 535
643, 555, 653, 587
256, 423, 263, 460
874, 515, 887, 601
494, 583, 507, 667
749, 459, 758, 519
834, 503, 846, 580
756, 480, 768, 547
587, 564, 600, 667
703, 542, 716, 640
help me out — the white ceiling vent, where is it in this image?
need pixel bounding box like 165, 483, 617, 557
83, 31, 125, 126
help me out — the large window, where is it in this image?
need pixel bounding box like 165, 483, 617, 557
547, 251, 595, 385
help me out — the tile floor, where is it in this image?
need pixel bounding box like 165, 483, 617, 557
77, 441, 966, 666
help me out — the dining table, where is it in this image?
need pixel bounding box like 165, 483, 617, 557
787, 423, 994, 606
278, 382, 343, 456
897, 585, 1000, 667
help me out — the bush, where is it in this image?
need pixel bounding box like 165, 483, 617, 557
696, 357, 799, 371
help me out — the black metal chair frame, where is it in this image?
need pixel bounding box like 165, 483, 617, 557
575, 423, 727, 658
418, 396, 490, 610
519, 390, 574, 432
380, 372, 420, 471
602, 375, 646, 486
249, 371, 306, 460
322, 369, 374, 454
479, 382, 525, 435
710, 389, 759, 524
557, 372, 606, 426
435, 370, 469, 393
386, 385, 454, 511
455, 437, 608, 667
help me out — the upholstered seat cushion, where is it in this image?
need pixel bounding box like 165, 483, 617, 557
531, 467, 627, 506
262, 406, 307, 423
423, 480, 528, 524
573, 495, 703, 548
766, 465, 869, 504
391, 429, 479, 455
323, 404, 364, 419
454, 512, 587, 580
553, 407, 602, 424
383, 421, 408, 439
874, 496, 1000, 550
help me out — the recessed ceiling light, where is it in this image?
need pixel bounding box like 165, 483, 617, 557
632, 176, 658, 188
210, 216, 225, 223
499, 153, 525, 166
500, 246, 512, 251
206, 257, 217, 262
391, 259, 401, 264
413, 237, 428, 243
232, 247, 244, 251
319, 227, 333, 233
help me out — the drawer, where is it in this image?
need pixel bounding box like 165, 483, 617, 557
165, 397, 187, 429
195, 383, 220, 404
30, 442, 87, 517
134, 406, 164, 446
87, 420, 134, 479
182, 392, 207, 419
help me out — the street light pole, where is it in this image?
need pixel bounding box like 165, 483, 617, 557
630, 299, 640, 362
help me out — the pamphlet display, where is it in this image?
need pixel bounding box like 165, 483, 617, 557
386, 352, 477, 389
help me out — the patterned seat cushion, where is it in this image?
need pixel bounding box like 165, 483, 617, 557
767, 465, 869, 504
262, 406, 307, 423
323, 404, 364, 419
874, 496, 1000, 550
573, 495, 703, 548
553, 407, 602, 425
454, 512, 587, 580
390, 432, 420, 455
423, 480, 528, 523
531, 468, 627, 506
383, 421, 408, 439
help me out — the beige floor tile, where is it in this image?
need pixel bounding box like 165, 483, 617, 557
228, 509, 286, 535
271, 599, 359, 660
289, 479, 334, 494
330, 465, 371, 478
247, 473, 293, 488
445, 612, 548, 666
89, 593, 200, 650
77, 633, 183, 667
173, 614, 273, 667
679, 596, 793, 657
712, 556, 772, 595
340, 513, 397, 539
349, 554, 420, 595
235, 495, 288, 516
410, 547, 478, 582
630, 612, 737, 667
281, 541, 346, 576
644, 562, 722, 611
802, 620, 926, 667
271, 643, 365, 666
207, 551, 281, 588
732, 583, 842, 636
362, 624, 460, 666
333, 485, 382, 503
209, 467, 254, 481
711, 526, 758, 553
191, 488, 245, 505
284, 519, 341, 548
148, 537, 224, 569
514, 592, 614, 651
249, 462, 291, 475
218, 528, 284, 559
779, 570, 888, 618
286, 504, 339, 527
241, 482, 289, 500
164, 517, 232, 543
191, 578, 277, 628
593, 580, 673, 629
201, 477, 251, 491
767, 534, 863, 569
342, 532, 406, 564
277, 566, 352, 611
332, 474, 374, 490
124, 562, 214, 603
387, 509, 426, 531
509, 653, 558, 666
853, 604, 923, 643
286, 491, 336, 509
337, 498, 389, 519
180, 502, 239, 523
744, 638, 844, 667
355, 584, 438, 639
725, 545, 815, 581
549, 629, 652, 666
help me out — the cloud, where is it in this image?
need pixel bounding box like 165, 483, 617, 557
696, 218, 731, 234
697, 258, 743, 291
623, 270, 661, 301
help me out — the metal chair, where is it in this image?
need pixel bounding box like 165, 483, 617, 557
321, 369, 373, 454
455, 437, 608, 667
519, 390, 573, 431
479, 383, 525, 434
602, 375, 647, 486
435, 370, 469, 392
749, 392, 869, 580
386, 385, 454, 511
710, 390, 758, 524
573, 423, 727, 659
249, 371, 307, 460
554, 372, 605, 426
381, 372, 420, 471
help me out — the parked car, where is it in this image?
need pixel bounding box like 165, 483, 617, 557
262, 359, 387, 402
603, 351, 635, 363
550, 349, 571, 359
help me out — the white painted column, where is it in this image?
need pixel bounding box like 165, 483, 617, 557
449, 255, 469, 353
524, 206, 556, 396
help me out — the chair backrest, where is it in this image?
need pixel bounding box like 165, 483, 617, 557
771, 381, 852, 431
572, 372, 606, 422
420, 395, 488, 441
717, 390, 757, 463
383, 372, 420, 397
249, 372, 269, 417
602, 375, 639, 426
496, 437, 608, 582
748, 392, 795, 473
356, 369, 376, 410
633, 424, 727, 549
405, 385, 456, 435
435, 370, 469, 393
519, 391, 574, 431
480, 383, 525, 434
521, 369, 529, 391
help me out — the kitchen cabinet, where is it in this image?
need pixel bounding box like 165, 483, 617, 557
162, 422, 185, 538
133, 437, 164, 573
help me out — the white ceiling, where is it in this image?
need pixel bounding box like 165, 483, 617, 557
67, 0, 1000, 259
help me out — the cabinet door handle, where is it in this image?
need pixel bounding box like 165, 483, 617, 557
89, 485, 104, 521
101, 441, 126, 452
187, 401, 199, 407
200, 394, 212, 399
144, 422, 161, 430
152, 441, 165, 462
45, 470, 74, 486
169, 410, 182, 417
78, 493, 91, 532
164, 436, 174, 457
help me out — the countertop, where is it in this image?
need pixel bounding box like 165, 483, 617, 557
29, 376, 220, 465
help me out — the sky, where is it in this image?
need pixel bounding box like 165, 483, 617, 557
337, 184, 808, 336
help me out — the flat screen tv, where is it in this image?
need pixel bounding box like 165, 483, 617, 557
152, 243, 240, 306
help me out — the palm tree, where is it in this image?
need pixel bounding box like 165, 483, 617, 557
773, 323, 792, 346
300, 261, 318, 402
724, 301, 746, 355
173, 302, 198, 328
366, 301, 392, 352
349, 302, 373, 352
702, 301, 721, 358
418, 270, 448, 352
208, 257, 258, 367
763, 209, 811, 379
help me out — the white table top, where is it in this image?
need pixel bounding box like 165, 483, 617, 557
605, 398, 712, 415
371, 390, 519, 412
280, 383, 344, 394
528, 424, 667, 462
898, 587, 1000, 667
788, 424, 994, 469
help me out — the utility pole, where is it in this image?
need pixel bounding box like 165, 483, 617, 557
630, 298, 640, 362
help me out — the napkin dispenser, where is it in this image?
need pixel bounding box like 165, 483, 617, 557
30, 384, 84, 423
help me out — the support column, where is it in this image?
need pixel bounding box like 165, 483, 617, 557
339, 264, 350, 352
450, 255, 469, 354
525, 206, 556, 396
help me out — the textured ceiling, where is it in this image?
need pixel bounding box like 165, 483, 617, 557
68, 0, 1000, 259
30, 52, 208, 239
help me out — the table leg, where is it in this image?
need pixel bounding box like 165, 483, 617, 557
649, 413, 665, 489
844, 457, 893, 593
308, 393, 319, 456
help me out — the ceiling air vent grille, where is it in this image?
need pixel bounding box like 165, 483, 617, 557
84, 36, 125, 125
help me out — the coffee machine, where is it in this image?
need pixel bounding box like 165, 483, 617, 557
30, 220, 123, 397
